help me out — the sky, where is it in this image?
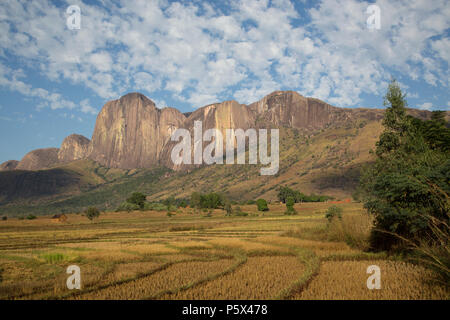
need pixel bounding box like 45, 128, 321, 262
0, 0, 449, 163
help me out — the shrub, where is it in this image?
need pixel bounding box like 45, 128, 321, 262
178, 200, 188, 208
40, 253, 66, 264
224, 202, 232, 216
190, 192, 202, 209
285, 197, 296, 215
233, 206, 248, 216
1, 216, 6, 221
163, 196, 176, 208
150, 203, 168, 212
127, 192, 147, 209
85, 207, 100, 220
18, 216, 24, 220
116, 202, 140, 212
325, 205, 343, 222
26, 214, 36, 220
246, 200, 256, 205
256, 199, 269, 212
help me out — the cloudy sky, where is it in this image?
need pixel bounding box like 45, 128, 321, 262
0, 0, 449, 163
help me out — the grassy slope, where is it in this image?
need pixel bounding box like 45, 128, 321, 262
147, 119, 383, 202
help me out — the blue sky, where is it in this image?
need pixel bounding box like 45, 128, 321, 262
0, 0, 449, 163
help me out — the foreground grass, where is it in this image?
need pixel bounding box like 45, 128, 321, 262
0, 203, 447, 300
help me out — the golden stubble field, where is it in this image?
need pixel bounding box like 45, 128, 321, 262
0, 202, 448, 300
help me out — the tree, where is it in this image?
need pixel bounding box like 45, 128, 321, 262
190, 192, 202, 209
359, 79, 450, 250
256, 199, 269, 212
277, 186, 301, 203
85, 207, 100, 220
325, 205, 343, 222
163, 196, 176, 210
127, 192, 147, 209
200, 193, 224, 209
178, 199, 188, 208
224, 202, 232, 216
285, 196, 296, 215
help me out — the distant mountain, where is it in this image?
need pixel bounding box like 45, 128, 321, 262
0, 91, 446, 215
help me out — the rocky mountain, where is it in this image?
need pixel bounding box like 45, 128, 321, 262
0, 160, 19, 171
15, 148, 60, 171
0, 90, 447, 215
58, 134, 90, 163
87, 92, 186, 169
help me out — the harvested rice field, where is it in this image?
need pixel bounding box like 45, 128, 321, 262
0, 203, 447, 300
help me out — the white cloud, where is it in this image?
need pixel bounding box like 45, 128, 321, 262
0, 0, 448, 111
80, 99, 97, 115
418, 102, 433, 110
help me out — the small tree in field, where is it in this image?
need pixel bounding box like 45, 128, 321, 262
325, 205, 343, 222
224, 201, 232, 216
256, 199, 269, 212
285, 196, 296, 215
85, 207, 100, 221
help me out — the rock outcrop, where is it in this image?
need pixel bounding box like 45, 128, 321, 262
0, 160, 19, 171
16, 148, 60, 171
248, 91, 352, 130
9, 90, 435, 172
160, 100, 255, 169
88, 92, 186, 169
58, 134, 90, 163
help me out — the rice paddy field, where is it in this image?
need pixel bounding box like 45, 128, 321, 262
0, 202, 448, 300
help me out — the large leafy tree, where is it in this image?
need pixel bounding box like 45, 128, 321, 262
127, 192, 147, 209
359, 79, 449, 250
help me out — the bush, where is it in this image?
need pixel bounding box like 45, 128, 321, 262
224, 202, 232, 216
277, 185, 332, 203
163, 196, 176, 208
126, 192, 147, 209
233, 206, 248, 216
246, 200, 256, 205
325, 205, 343, 222
256, 199, 269, 212
1, 216, 6, 221
178, 200, 188, 208
18, 216, 24, 220
85, 207, 100, 220
40, 253, 66, 264
285, 197, 296, 215
116, 201, 140, 212
26, 214, 36, 220
148, 202, 168, 212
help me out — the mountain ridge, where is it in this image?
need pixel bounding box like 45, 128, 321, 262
1, 90, 442, 172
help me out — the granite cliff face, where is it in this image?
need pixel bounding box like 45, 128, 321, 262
87, 92, 186, 169
58, 134, 90, 163
4, 90, 406, 172
0, 160, 19, 171
160, 100, 255, 169
16, 148, 60, 171
249, 91, 360, 129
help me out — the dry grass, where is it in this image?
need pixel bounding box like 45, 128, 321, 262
74, 259, 235, 300
294, 260, 449, 300
0, 203, 447, 300
326, 213, 373, 250
164, 256, 305, 300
